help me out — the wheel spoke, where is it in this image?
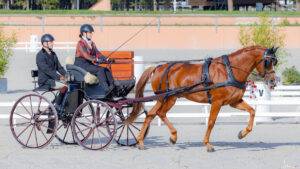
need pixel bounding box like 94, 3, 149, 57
29, 96, 34, 116
40, 127, 48, 141
14, 113, 30, 120
128, 126, 138, 143
97, 107, 108, 124
75, 120, 90, 128
129, 123, 141, 132
82, 113, 93, 123
95, 127, 103, 148
96, 127, 110, 140
117, 125, 125, 142
62, 123, 70, 142
116, 124, 124, 131
14, 121, 31, 127
56, 123, 64, 131
25, 125, 34, 146
20, 101, 32, 117
90, 129, 95, 149
33, 125, 38, 147
75, 123, 86, 138
16, 124, 32, 138
126, 125, 129, 145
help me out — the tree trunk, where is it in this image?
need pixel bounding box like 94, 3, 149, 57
71, 0, 76, 9
153, 0, 157, 11
5, 0, 10, 9
227, 0, 233, 11
297, 0, 300, 11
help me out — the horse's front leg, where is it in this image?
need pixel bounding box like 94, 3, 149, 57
203, 102, 222, 152
137, 101, 161, 150
230, 99, 255, 139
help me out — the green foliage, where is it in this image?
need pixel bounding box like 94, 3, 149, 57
13, 0, 28, 9
37, 0, 59, 10
0, 10, 299, 16
282, 66, 300, 85
239, 14, 285, 48
239, 14, 287, 68
0, 29, 16, 78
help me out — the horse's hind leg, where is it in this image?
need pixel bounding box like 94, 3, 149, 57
230, 99, 255, 139
137, 101, 162, 150
156, 97, 177, 144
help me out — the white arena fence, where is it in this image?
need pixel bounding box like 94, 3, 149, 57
1, 85, 300, 126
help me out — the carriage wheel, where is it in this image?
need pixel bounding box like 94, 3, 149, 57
71, 100, 116, 150
112, 105, 149, 146
9, 94, 58, 148
34, 90, 57, 103
55, 120, 75, 145
55, 97, 92, 145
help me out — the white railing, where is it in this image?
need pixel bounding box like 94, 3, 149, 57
145, 98, 300, 126
14, 42, 77, 52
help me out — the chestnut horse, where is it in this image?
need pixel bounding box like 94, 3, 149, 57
126, 46, 278, 152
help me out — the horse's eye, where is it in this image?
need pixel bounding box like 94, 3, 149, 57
272, 58, 278, 66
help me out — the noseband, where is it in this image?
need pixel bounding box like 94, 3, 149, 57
257, 49, 278, 78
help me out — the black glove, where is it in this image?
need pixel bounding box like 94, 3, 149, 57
94, 57, 106, 64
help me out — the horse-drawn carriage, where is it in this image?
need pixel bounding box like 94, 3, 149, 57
9, 46, 279, 152
9, 55, 148, 150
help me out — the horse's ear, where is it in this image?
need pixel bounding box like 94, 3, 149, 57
274, 47, 279, 53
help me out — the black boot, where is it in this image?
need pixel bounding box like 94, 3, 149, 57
46, 108, 55, 134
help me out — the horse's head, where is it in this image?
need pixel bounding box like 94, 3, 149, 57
255, 46, 279, 90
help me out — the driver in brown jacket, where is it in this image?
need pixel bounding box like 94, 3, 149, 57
74, 24, 114, 93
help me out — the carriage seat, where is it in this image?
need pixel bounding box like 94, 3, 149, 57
66, 64, 106, 99
66, 64, 99, 84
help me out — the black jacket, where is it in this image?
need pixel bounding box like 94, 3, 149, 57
36, 48, 66, 89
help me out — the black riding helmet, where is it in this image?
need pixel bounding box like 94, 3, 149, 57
41, 34, 55, 44
80, 24, 94, 34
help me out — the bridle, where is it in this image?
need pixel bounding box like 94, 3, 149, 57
256, 48, 278, 80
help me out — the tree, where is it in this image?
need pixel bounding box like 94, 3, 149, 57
227, 0, 233, 11
239, 14, 286, 68
12, 0, 28, 9
0, 0, 11, 9
37, 0, 59, 10
0, 30, 16, 78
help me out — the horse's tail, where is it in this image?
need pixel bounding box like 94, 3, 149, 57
125, 66, 156, 124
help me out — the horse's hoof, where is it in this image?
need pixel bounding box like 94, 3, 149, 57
238, 130, 244, 139
207, 147, 215, 152
137, 144, 145, 150
169, 137, 176, 144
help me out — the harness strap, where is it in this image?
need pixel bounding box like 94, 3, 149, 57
202, 58, 213, 103
222, 55, 246, 89
153, 55, 246, 102
154, 62, 189, 100
156, 62, 189, 95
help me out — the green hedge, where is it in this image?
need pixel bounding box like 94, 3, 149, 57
0, 10, 300, 16
0, 30, 16, 78
282, 66, 300, 85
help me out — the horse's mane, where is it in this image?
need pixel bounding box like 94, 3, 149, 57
230, 46, 266, 57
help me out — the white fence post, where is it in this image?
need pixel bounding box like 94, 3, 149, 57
204, 105, 209, 126
157, 118, 161, 126
29, 35, 38, 53
134, 55, 144, 81
255, 82, 272, 123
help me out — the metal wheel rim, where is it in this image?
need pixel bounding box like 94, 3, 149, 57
9, 93, 58, 148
